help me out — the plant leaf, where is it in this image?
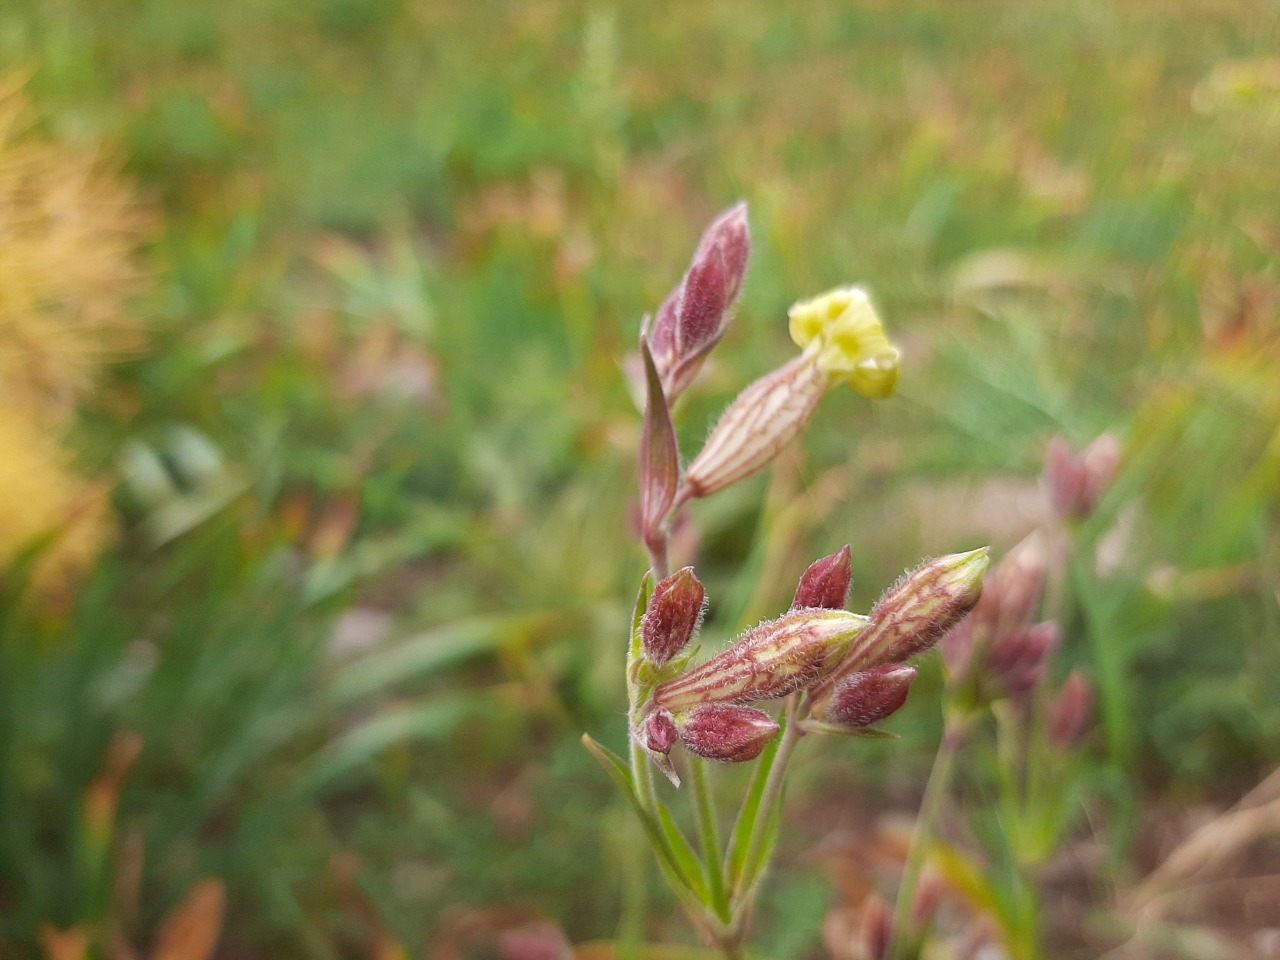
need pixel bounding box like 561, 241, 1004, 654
639, 337, 679, 540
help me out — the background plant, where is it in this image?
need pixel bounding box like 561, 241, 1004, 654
0, 0, 1277, 956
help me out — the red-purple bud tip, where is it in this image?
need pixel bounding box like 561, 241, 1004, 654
859, 894, 893, 960
1046, 669, 1094, 748
641, 708, 680, 755
680, 704, 779, 763
1044, 433, 1122, 521
644, 203, 751, 400
793, 544, 853, 611
498, 922, 573, 960
825, 664, 917, 729
642, 567, 706, 667
987, 621, 1061, 697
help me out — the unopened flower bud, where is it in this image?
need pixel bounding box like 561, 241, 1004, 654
987, 621, 1061, 697
793, 545, 853, 611
642, 567, 706, 667
912, 871, 943, 928
680, 704, 779, 763
641, 708, 680, 755
682, 354, 828, 499
988, 535, 1048, 642
788, 286, 901, 399
1081, 433, 1121, 512
1044, 433, 1122, 520
824, 664, 917, 729
644, 203, 751, 400
812, 549, 988, 712
652, 609, 870, 712
1046, 669, 1094, 748
498, 922, 573, 960
858, 893, 893, 960
1043, 435, 1087, 520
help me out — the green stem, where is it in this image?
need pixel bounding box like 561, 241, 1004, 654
890, 715, 967, 958
690, 759, 730, 922
734, 698, 803, 896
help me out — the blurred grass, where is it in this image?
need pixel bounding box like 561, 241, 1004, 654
0, 0, 1278, 955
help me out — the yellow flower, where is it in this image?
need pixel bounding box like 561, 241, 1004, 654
788, 286, 901, 399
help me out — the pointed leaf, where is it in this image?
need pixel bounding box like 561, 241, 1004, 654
657, 800, 710, 902
639, 337, 680, 540
581, 735, 702, 897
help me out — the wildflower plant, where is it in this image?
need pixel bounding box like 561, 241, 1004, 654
583, 203, 989, 958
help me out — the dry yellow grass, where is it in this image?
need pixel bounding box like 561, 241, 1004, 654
0, 73, 150, 601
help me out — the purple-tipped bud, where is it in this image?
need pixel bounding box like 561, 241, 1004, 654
498, 923, 573, 960
641, 708, 680, 755
652, 609, 870, 713
859, 894, 893, 960
1044, 433, 1122, 520
912, 871, 943, 928
683, 354, 829, 499
680, 704, 779, 763
988, 536, 1048, 642
1046, 669, 1094, 748
642, 567, 706, 667
810, 549, 988, 712
644, 203, 751, 400
824, 664, 917, 729
1081, 433, 1121, 513
793, 545, 853, 611
1044, 435, 1087, 520
987, 621, 1061, 697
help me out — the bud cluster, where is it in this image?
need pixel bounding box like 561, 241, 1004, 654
634, 545, 990, 769
939, 537, 1096, 743
808, 548, 989, 721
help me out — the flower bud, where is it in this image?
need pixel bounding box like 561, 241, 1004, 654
1081, 433, 1121, 512
641, 708, 679, 755
858, 893, 893, 960
824, 664, 917, 729
788, 286, 901, 399
644, 203, 751, 400
1046, 669, 1094, 748
987, 621, 1061, 697
987, 535, 1048, 642
680, 704, 779, 763
793, 545, 853, 611
682, 354, 828, 499
642, 567, 706, 667
811, 548, 987, 713
498, 922, 573, 960
652, 608, 870, 713
1043, 435, 1086, 520
1044, 433, 1122, 520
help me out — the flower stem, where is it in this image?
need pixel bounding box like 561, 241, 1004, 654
690, 758, 730, 922
733, 696, 803, 896
890, 715, 967, 958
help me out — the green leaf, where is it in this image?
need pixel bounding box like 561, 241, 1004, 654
581, 735, 704, 900
656, 799, 710, 903
329, 613, 554, 704
294, 695, 475, 795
